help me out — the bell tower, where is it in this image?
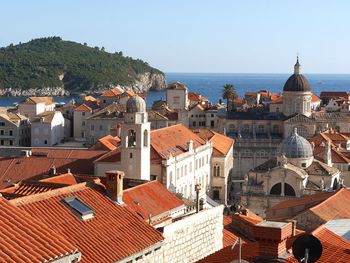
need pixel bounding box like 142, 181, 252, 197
121, 96, 150, 181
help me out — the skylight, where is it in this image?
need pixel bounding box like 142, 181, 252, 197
63, 196, 94, 220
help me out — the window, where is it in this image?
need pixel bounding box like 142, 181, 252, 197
211, 114, 214, 117
213, 190, 220, 200
0, 130, 3, 135
1, 140, 4, 145
127, 129, 136, 147
143, 130, 148, 147
103, 99, 106, 103
82, 121, 85, 126
0, 122, 4, 126
9, 130, 13, 136
276, 107, 280, 112
214, 164, 220, 177
130, 153, 133, 158
44, 140, 48, 145
63, 196, 94, 220
82, 112, 86, 116
301, 163, 306, 168
211, 120, 214, 127
9, 140, 13, 146
193, 121, 196, 127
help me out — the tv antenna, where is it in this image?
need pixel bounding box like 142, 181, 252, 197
292, 234, 323, 263
231, 237, 249, 263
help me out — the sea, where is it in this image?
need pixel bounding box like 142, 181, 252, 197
2, 73, 350, 108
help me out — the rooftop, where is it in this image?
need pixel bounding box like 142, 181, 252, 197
12, 181, 164, 262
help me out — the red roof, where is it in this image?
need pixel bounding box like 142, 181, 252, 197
90, 135, 121, 151
320, 91, 349, 98
150, 124, 206, 160
14, 182, 164, 263
101, 87, 123, 97
123, 180, 184, 224
267, 188, 350, 222
188, 92, 209, 102
0, 149, 106, 189
0, 197, 78, 262
192, 129, 234, 157
312, 93, 321, 103
74, 103, 92, 112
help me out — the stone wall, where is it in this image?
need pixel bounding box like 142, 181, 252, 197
136, 205, 224, 263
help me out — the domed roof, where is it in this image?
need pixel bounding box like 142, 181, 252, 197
126, 95, 146, 113
279, 128, 313, 159
283, 74, 311, 92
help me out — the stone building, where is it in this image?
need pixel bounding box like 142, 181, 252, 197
221, 58, 350, 181
73, 103, 93, 141
241, 129, 340, 217
31, 111, 65, 146
17, 96, 55, 120
0, 109, 30, 146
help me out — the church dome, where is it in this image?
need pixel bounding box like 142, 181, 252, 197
279, 129, 313, 159
126, 95, 146, 113
283, 74, 311, 92
283, 57, 311, 92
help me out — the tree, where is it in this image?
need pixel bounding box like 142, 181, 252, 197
222, 83, 237, 110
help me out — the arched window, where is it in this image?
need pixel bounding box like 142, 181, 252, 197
214, 164, 220, 177
285, 183, 296, 196
143, 129, 148, 147
127, 129, 136, 147
270, 183, 281, 195
270, 183, 296, 196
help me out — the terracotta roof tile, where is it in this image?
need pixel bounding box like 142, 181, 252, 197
74, 103, 92, 112
90, 135, 121, 151
150, 124, 206, 160
312, 93, 321, 102
0, 149, 106, 189
21, 96, 55, 105
123, 180, 184, 224
13, 182, 164, 262
0, 197, 78, 262
101, 87, 124, 97
193, 129, 234, 157
188, 92, 209, 102
267, 189, 350, 222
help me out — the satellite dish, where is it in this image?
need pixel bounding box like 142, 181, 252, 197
292, 234, 323, 263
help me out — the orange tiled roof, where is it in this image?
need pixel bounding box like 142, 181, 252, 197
14, 182, 164, 263
101, 87, 124, 97
0, 197, 78, 262
90, 135, 121, 151
312, 93, 321, 102
320, 91, 349, 98
271, 94, 283, 104
123, 180, 184, 224
200, 223, 350, 263
267, 189, 350, 222
74, 103, 92, 112
188, 92, 209, 102
192, 129, 234, 157
150, 124, 206, 160
232, 98, 245, 104
0, 149, 106, 189
93, 148, 121, 163
21, 96, 55, 105
84, 95, 97, 102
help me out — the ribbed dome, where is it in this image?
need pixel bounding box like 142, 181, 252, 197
279, 129, 313, 159
126, 95, 146, 113
283, 74, 311, 92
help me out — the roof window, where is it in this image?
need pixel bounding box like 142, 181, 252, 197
63, 196, 94, 220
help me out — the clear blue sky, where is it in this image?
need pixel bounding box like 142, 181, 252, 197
1, 0, 350, 73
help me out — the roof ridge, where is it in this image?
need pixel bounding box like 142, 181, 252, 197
309, 188, 345, 213
123, 180, 158, 192
9, 180, 100, 206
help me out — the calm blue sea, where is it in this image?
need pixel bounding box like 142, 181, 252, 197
1, 73, 350, 108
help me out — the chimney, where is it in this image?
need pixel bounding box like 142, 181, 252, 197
325, 140, 332, 167
116, 124, 122, 137
67, 168, 71, 174
49, 166, 56, 176
105, 170, 124, 204
187, 140, 194, 152
253, 221, 294, 258
286, 219, 297, 236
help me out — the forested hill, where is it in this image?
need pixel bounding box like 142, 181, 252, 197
0, 37, 165, 94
